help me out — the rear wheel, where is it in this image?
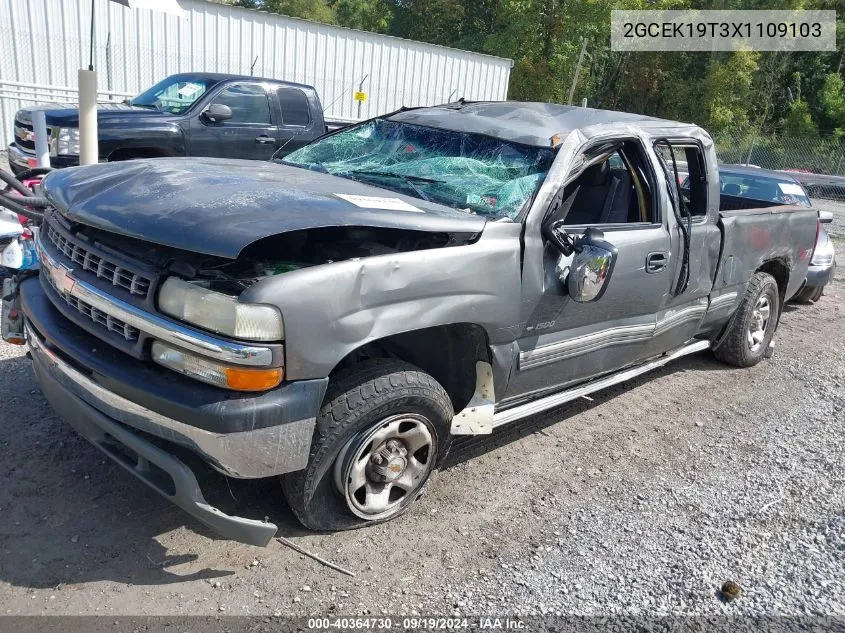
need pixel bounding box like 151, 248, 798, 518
714, 271, 780, 367
282, 359, 453, 531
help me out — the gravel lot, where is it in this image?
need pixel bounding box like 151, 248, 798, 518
0, 155, 843, 618
813, 197, 845, 243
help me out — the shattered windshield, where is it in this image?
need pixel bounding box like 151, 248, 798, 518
281, 118, 555, 219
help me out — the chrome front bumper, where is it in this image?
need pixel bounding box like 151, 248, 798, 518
27, 327, 315, 479
28, 329, 280, 546
7, 144, 32, 170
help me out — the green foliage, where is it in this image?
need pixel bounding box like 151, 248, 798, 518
702, 52, 759, 135
234, 0, 336, 24
333, 0, 394, 32
784, 100, 820, 137
820, 73, 845, 135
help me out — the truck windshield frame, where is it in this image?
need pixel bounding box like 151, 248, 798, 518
281, 118, 556, 220
129, 75, 222, 115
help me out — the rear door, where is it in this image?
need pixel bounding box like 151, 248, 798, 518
187, 82, 278, 160
654, 140, 723, 346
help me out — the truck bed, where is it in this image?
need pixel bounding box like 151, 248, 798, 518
715, 194, 817, 302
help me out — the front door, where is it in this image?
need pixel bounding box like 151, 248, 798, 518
504, 139, 675, 401
188, 82, 278, 160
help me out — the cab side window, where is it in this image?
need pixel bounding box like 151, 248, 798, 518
214, 83, 271, 124
277, 87, 311, 127
655, 141, 708, 217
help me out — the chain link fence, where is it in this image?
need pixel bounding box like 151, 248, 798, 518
715, 133, 845, 203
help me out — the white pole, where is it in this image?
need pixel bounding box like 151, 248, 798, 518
78, 69, 98, 165
567, 38, 588, 106
32, 110, 51, 168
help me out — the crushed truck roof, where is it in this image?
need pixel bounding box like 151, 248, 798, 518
389, 101, 688, 148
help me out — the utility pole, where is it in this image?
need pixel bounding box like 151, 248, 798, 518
567, 37, 587, 106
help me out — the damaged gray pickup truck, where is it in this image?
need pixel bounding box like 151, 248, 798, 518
13, 102, 820, 546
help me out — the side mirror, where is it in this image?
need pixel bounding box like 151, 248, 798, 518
567, 227, 618, 303
542, 218, 579, 256
203, 103, 233, 123
819, 210, 833, 224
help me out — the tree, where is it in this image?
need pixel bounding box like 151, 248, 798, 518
701, 51, 759, 136
234, 0, 336, 24
784, 99, 820, 136
333, 0, 393, 33
819, 72, 845, 135
231, 0, 844, 140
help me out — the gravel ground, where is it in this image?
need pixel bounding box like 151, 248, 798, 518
813, 197, 845, 242
0, 154, 843, 618
1, 279, 842, 618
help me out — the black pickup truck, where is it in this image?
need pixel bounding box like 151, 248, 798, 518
7, 73, 343, 173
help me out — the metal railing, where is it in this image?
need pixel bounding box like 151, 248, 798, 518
0, 79, 133, 104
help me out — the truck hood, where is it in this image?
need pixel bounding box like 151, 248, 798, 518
16, 103, 174, 128
42, 158, 488, 259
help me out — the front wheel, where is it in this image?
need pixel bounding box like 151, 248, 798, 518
714, 271, 780, 367
282, 360, 453, 531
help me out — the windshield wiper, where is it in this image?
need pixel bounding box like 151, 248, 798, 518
345, 169, 440, 202
130, 103, 159, 110
346, 169, 441, 184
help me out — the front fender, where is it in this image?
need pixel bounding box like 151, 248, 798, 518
240, 222, 524, 381
100, 123, 186, 157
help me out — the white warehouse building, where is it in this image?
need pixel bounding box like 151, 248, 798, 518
0, 0, 513, 148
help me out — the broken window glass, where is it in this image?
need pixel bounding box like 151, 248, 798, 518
281, 119, 555, 219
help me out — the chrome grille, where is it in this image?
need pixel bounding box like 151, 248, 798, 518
46, 223, 152, 298
13, 120, 35, 151
42, 261, 139, 342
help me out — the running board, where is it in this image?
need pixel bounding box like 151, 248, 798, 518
491, 340, 712, 429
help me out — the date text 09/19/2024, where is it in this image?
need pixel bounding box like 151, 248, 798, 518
306, 618, 526, 630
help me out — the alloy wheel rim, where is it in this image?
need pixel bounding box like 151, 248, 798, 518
747, 294, 771, 353
334, 413, 436, 520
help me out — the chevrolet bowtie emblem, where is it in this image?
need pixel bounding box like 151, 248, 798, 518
14, 127, 34, 142
42, 253, 76, 295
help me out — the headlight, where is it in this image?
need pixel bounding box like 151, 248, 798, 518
157, 276, 284, 341
56, 127, 80, 155
811, 232, 835, 266
152, 341, 283, 391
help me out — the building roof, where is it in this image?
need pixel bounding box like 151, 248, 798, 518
390, 101, 688, 147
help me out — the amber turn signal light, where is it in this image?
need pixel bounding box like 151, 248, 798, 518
225, 366, 284, 391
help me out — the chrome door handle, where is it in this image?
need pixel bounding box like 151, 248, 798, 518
255, 135, 275, 144
646, 252, 668, 273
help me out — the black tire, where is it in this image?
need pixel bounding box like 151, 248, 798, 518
282, 359, 454, 531
714, 271, 780, 368
793, 285, 823, 303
